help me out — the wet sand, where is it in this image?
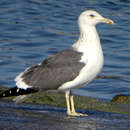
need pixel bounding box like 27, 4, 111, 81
0, 100, 130, 130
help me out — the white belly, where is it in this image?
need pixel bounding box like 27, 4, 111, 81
58, 49, 104, 91
58, 27, 104, 91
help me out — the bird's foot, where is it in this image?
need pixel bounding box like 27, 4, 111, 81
67, 111, 88, 116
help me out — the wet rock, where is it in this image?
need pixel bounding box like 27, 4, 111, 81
112, 94, 130, 104
0, 85, 130, 115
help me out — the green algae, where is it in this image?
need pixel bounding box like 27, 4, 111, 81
0, 86, 130, 115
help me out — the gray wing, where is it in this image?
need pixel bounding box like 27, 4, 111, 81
21, 48, 85, 91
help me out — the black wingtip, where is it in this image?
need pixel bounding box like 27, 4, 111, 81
0, 86, 38, 98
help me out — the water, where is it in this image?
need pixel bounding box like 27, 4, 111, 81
0, 0, 130, 100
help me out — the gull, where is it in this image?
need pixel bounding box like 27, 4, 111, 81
0, 10, 114, 116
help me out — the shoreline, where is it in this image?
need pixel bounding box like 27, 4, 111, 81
0, 85, 130, 115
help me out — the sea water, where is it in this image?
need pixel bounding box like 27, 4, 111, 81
0, 0, 130, 100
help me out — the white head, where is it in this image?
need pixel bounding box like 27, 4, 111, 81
78, 10, 114, 28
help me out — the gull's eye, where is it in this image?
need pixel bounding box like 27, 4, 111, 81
89, 14, 95, 18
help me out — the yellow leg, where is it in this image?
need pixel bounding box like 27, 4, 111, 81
65, 90, 88, 116
65, 90, 71, 115
70, 95, 75, 113
70, 94, 88, 116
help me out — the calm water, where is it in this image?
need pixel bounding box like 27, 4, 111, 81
0, 0, 130, 100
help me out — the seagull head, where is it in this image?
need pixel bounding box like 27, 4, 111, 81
78, 10, 114, 27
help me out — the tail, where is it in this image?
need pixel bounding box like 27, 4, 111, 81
0, 86, 38, 98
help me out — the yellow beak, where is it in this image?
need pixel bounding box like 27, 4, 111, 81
103, 18, 114, 25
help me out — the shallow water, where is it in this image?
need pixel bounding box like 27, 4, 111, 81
0, 100, 130, 129
0, 0, 130, 100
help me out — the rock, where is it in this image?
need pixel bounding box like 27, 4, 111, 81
0, 85, 130, 115
112, 94, 130, 104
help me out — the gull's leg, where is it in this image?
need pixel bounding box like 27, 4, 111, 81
70, 94, 76, 113
65, 90, 88, 116
65, 90, 71, 115
69, 90, 88, 116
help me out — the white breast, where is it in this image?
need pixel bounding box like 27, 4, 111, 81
58, 44, 104, 91
58, 28, 104, 91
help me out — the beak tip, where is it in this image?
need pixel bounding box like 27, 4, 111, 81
108, 21, 114, 25
103, 18, 114, 25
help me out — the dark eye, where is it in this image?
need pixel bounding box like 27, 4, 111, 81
89, 14, 95, 18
